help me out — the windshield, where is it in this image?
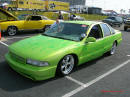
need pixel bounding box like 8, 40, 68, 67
43, 23, 88, 41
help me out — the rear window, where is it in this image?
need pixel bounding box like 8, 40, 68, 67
100, 24, 111, 37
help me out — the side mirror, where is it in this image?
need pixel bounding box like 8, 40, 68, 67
85, 37, 96, 43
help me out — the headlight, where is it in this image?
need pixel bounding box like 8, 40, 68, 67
27, 59, 49, 67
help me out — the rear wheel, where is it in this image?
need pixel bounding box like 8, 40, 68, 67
124, 26, 127, 31
57, 55, 75, 76
109, 42, 117, 55
7, 26, 17, 36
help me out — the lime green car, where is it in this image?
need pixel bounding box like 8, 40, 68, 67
5, 21, 122, 81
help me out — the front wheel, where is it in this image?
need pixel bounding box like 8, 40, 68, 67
7, 26, 17, 36
57, 55, 75, 76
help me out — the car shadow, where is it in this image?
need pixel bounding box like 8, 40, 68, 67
0, 61, 63, 92
0, 53, 109, 92
73, 53, 109, 73
1, 30, 43, 38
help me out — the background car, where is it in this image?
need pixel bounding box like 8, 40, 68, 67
18, 14, 49, 20
124, 18, 130, 31
70, 14, 85, 20
0, 8, 55, 36
5, 21, 122, 81
102, 16, 123, 27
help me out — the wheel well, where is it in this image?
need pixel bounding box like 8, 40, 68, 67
114, 40, 118, 46
56, 54, 79, 76
70, 54, 79, 66
58, 54, 79, 67
7, 26, 18, 30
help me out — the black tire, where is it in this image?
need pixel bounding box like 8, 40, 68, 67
7, 26, 18, 36
56, 55, 75, 76
124, 26, 127, 31
109, 42, 117, 55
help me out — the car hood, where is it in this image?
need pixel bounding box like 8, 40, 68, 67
0, 8, 18, 22
9, 35, 77, 60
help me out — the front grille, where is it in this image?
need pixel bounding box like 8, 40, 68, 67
10, 52, 26, 64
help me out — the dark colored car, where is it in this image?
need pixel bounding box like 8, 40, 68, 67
124, 18, 130, 31
102, 16, 123, 27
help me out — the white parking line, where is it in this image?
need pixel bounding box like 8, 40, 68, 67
62, 60, 130, 97
66, 76, 86, 87
0, 41, 8, 47
127, 55, 130, 57
5, 36, 31, 40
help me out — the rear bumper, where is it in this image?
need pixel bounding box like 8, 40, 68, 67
124, 24, 130, 28
5, 53, 57, 81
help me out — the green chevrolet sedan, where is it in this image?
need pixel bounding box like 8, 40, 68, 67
5, 21, 122, 81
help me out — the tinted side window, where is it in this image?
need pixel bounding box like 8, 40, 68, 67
31, 16, 42, 20
100, 24, 111, 37
88, 25, 103, 39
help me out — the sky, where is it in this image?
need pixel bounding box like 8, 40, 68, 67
85, 0, 130, 13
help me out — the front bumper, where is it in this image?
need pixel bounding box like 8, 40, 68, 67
5, 53, 57, 81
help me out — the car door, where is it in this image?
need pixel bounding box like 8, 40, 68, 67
100, 23, 114, 53
80, 24, 105, 63
24, 16, 42, 30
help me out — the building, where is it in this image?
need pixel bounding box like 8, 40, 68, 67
88, 7, 102, 14
54, 0, 86, 6
70, 5, 88, 13
70, 6, 102, 14
103, 10, 118, 16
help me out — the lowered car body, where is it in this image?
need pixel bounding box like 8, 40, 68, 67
5, 21, 122, 81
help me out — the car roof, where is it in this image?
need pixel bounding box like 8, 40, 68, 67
64, 21, 101, 26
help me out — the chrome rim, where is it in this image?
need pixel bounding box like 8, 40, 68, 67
61, 55, 74, 75
8, 27, 17, 36
111, 43, 116, 55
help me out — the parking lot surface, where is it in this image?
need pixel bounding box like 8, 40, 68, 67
0, 26, 130, 97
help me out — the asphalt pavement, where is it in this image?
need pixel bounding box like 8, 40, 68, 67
0, 25, 130, 97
